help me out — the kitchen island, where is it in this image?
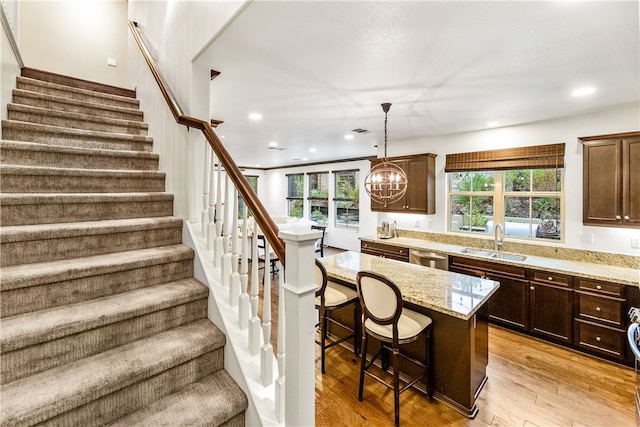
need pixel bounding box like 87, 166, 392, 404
319, 251, 500, 417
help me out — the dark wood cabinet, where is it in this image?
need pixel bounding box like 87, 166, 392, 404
529, 270, 573, 343
573, 277, 627, 361
580, 131, 640, 228
360, 240, 409, 262
449, 256, 529, 330
370, 153, 436, 214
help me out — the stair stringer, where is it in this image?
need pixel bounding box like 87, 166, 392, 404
182, 221, 282, 427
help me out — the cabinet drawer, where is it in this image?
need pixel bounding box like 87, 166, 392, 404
574, 319, 625, 359
575, 278, 624, 297
530, 270, 572, 287
360, 241, 409, 261
449, 256, 528, 280
576, 292, 624, 326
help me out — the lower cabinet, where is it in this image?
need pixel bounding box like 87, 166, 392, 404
529, 271, 573, 343
573, 278, 627, 361
360, 240, 409, 262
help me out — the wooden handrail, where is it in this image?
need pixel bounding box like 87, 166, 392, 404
128, 20, 285, 263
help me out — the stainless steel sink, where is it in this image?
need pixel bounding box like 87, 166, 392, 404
459, 248, 494, 257
490, 252, 527, 261
459, 247, 527, 262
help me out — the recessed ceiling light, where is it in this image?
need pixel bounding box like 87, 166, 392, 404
572, 87, 595, 97
302, 157, 308, 161
249, 113, 263, 120
309, 147, 317, 152
255, 164, 260, 167
345, 134, 354, 140
268, 141, 278, 147
486, 121, 500, 128
220, 135, 226, 139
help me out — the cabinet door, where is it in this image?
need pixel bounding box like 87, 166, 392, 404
530, 282, 572, 343
623, 136, 640, 225
404, 156, 436, 214
582, 138, 622, 225
485, 273, 529, 331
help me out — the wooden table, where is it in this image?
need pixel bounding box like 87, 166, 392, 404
319, 251, 500, 417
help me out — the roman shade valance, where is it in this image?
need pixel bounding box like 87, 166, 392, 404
445, 143, 565, 172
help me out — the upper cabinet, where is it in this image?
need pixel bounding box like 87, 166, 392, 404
580, 131, 640, 228
370, 153, 436, 214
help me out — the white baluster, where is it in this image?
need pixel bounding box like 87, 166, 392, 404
207, 151, 216, 251
201, 144, 210, 236
275, 265, 286, 422
229, 187, 240, 306
261, 253, 274, 386
239, 205, 250, 329
222, 174, 232, 286
214, 162, 224, 268
248, 220, 261, 355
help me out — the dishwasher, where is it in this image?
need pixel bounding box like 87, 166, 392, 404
409, 249, 449, 270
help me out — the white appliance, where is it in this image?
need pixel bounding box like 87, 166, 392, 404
627, 307, 640, 426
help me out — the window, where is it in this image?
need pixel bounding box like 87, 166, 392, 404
238, 175, 258, 218
334, 170, 359, 230
448, 169, 563, 241
287, 174, 304, 218
308, 172, 329, 226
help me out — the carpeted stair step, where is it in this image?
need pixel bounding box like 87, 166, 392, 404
0, 140, 158, 170
0, 319, 225, 427
108, 370, 248, 427
11, 89, 144, 122
0, 245, 195, 318
16, 76, 141, 110
0, 165, 165, 193
0, 192, 173, 226
1, 278, 209, 384
7, 103, 148, 135
1, 120, 153, 152
0, 217, 183, 266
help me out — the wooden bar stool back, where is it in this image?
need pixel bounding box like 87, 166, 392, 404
315, 260, 360, 373
356, 270, 432, 427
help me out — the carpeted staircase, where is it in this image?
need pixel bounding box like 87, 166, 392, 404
0, 70, 248, 426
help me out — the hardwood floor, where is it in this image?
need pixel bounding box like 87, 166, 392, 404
257, 248, 636, 426
314, 325, 636, 427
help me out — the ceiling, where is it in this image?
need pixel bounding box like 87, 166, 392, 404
205, 1, 639, 169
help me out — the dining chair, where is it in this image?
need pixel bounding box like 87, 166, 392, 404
311, 225, 326, 257
315, 259, 360, 374
355, 270, 432, 427
257, 235, 278, 283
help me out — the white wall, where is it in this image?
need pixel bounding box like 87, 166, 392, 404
263, 160, 374, 252
18, 0, 129, 88
1, 0, 21, 126
378, 104, 640, 256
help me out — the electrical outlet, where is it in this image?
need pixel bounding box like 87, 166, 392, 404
107, 57, 117, 67
415, 219, 420, 227
632, 237, 640, 249
580, 233, 593, 244
427, 220, 433, 229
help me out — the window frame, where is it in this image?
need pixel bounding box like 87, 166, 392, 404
333, 169, 360, 230
286, 173, 304, 218
307, 171, 329, 226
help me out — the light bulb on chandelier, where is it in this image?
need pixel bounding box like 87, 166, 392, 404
364, 103, 408, 206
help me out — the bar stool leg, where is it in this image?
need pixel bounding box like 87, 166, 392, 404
358, 333, 368, 401
393, 347, 400, 427
353, 302, 360, 356
320, 310, 327, 374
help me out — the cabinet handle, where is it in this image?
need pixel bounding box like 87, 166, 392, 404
596, 285, 602, 290
530, 286, 535, 291
624, 215, 630, 221
616, 215, 621, 220
548, 276, 553, 281
596, 307, 601, 312
596, 336, 602, 342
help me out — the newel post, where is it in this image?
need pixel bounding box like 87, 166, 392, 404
279, 228, 320, 427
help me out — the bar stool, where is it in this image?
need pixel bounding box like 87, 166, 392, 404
315, 260, 360, 374
356, 270, 432, 427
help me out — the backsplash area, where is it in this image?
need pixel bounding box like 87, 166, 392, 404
396, 229, 640, 270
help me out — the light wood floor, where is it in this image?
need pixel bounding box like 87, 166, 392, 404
256, 249, 637, 426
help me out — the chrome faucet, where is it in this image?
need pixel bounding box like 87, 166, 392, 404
494, 223, 504, 252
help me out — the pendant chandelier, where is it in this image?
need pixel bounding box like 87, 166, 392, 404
364, 103, 408, 206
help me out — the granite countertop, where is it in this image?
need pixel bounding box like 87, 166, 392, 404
360, 235, 640, 287
319, 251, 500, 321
